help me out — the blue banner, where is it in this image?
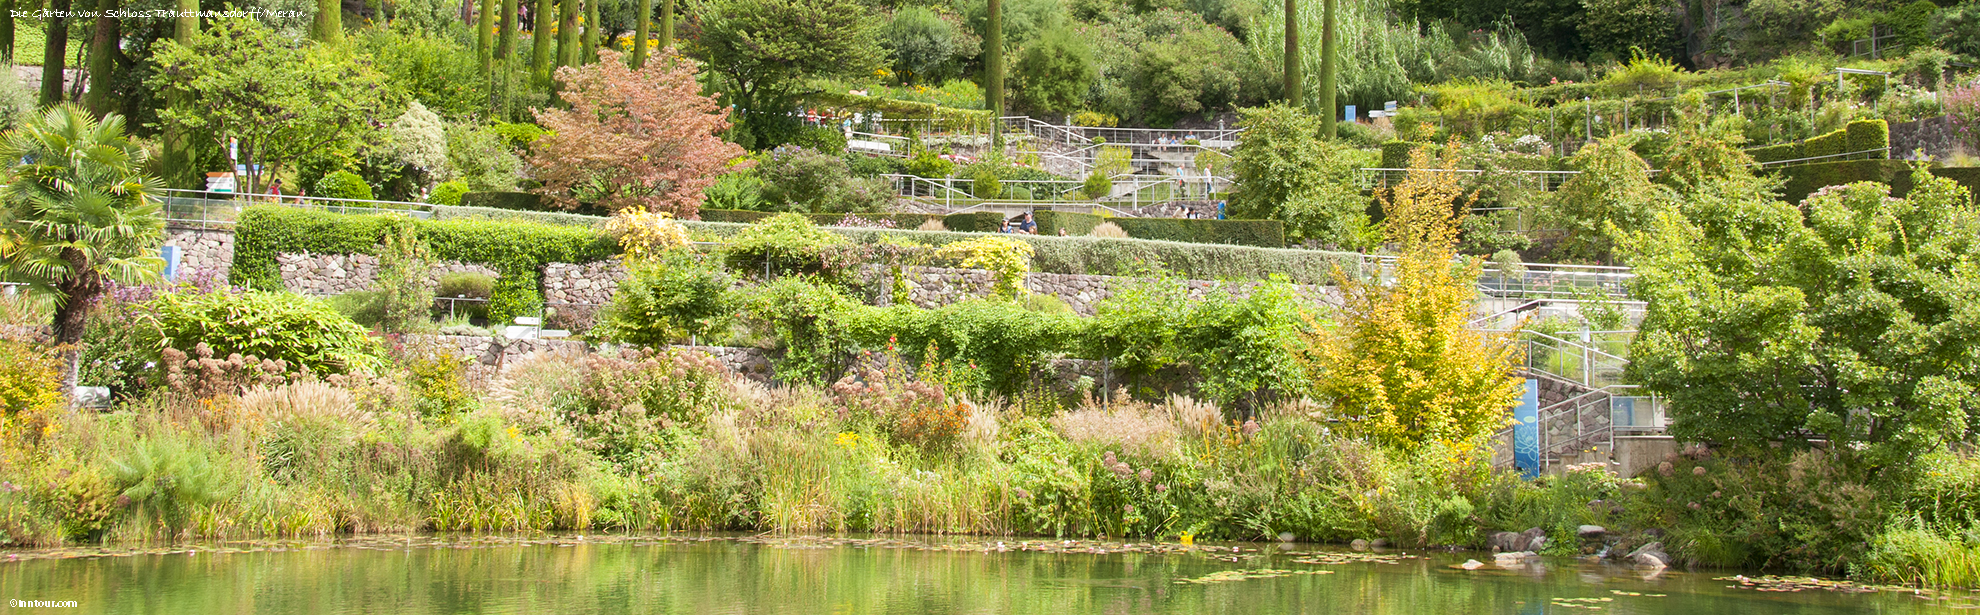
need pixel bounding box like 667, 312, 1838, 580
1514, 379, 1540, 478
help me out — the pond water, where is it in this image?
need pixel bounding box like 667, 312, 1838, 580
1, 534, 1972, 614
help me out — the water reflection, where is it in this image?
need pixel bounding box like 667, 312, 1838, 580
0, 535, 1965, 614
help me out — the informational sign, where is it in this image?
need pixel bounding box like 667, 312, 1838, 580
1514, 379, 1540, 477
160, 245, 181, 281
1344, 105, 1356, 122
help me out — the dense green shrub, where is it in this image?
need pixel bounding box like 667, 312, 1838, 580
314, 170, 375, 200
458, 191, 545, 211
758, 145, 891, 214
231, 206, 616, 322
141, 290, 385, 375
1379, 141, 1419, 170
598, 252, 736, 346
723, 213, 850, 277
428, 181, 470, 206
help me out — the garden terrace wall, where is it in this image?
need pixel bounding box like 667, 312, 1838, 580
162, 228, 234, 279
233, 206, 617, 322
276, 253, 499, 296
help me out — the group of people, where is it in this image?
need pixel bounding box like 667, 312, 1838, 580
1000, 212, 1038, 234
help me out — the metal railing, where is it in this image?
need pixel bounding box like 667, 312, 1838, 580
1355, 167, 1582, 192
1751, 147, 1891, 170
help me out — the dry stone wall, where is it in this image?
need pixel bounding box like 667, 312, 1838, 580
276, 252, 499, 295
163, 228, 235, 279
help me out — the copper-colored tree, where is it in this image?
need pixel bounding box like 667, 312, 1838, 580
532, 49, 743, 217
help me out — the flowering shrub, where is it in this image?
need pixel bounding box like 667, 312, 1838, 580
605, 208, 691, 260
562, 349, 732, 471
1948, 83, 1980, 154
830, 344, 972, 450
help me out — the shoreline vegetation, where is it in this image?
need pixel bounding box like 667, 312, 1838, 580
10, 147, 1980, 593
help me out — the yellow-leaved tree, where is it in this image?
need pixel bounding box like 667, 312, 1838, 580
1305, 148, 1524, 449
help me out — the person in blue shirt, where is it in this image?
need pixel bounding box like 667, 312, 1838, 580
1216, 200, 1227, 220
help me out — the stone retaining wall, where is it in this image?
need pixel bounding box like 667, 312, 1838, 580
1892, 115, 1958, 162
276, 252, 499, 295
163, 228, 234, 280
893, 266, 1332, 315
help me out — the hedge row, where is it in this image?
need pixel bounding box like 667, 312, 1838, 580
684, 221, 1357, 284
1037, 210, 1102, 236
232, 205, 617, 322
1770, 161, 1980, 204
1111, 218, 1284, 248
1748, 120, 1891, 164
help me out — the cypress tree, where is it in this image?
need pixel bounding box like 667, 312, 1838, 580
985, 0, 1003, 150
632, 0, 650, 67
532, 0, 554, 87
1318, 0, 1337, 138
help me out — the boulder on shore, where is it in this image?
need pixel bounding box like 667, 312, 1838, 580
1627, 542, 1670, 569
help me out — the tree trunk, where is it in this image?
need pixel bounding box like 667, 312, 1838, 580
1282, 0, 1298, 105
557, 0, 578, 68
478, 0, 496, 75
632, 0, 649, 67
658, 0, 672, 50
162, 0, 198, 189
313, 0, 343, 43
0, 0, 15, 65
531, 0, 554, 88
39, 0, 69, 106
582, 0, 597, 64
498, 0, 518, 63
1318, 0, 1336, 139
985, 0, 1002, 151
86, 1, 119, 118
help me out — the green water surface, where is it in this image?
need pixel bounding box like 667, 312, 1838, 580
0, 534, 1969, 614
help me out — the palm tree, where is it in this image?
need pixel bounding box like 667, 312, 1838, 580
0, 105, 165, 347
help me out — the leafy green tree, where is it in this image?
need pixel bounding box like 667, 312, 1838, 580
687, 0, 883, 145
882, 7, 966, 86
1623, 169, 1980, 473
1578, 0, 1676, 59
1228, 104, 1367, 246
1542, 134, 1665, 263
0, 106, 164, 346
358, 26, 486, 118
1013, 27, 1093, 113
151, 19, 396, 196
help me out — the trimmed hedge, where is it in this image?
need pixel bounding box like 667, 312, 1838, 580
1036, 210, 1102, 236
1379, 141, 1419, 169
683, 221, 1359, 284
698, 208, 775, 224
1771, 162, 1980, 205
942, 212, 1007, 233
1848, 119, 1890, 156
1773, 160, 1913, 204
459, 191, 544, 211
1747, 120, 1891, 164
1110, 218, 1285, 248
233, 205, 617, 322
809, 212, 946, 229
